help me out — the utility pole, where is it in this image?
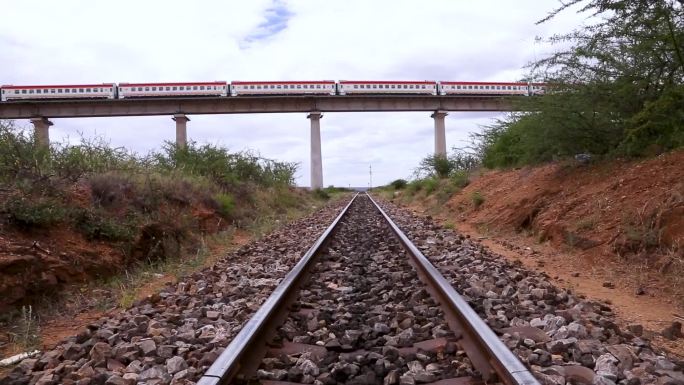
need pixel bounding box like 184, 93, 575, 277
369, 164, 372, 191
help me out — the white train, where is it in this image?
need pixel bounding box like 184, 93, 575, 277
0, 80, 546, 101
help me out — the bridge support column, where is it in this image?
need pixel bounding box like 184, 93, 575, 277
30, 117, 53, 149
173, 114, 190, 148
431, 110, 448, 157
308, 112, 323, 190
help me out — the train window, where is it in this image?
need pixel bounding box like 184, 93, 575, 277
21, 90, 27, 94
172, 87, 177, 90
199, 86, 205, 90
353, 85, 358, 89
29, 90, 34, 94
249, 85, 254, 89
37, 90, 42, 94
316, 85, 321, 89
277, 85, 282, 89
151, 87, 156, 91
192, 86, 197, 90
58, 89, 63, 92
51, 89, 56, 93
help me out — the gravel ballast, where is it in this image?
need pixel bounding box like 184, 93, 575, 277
249, 195, 475, 385
376, 197, 683, 385
2, 193, 682, 385
0, 199, 349, 385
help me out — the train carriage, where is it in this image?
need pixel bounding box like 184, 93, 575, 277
529, 83, 546, 95
231, 81, 336, 96
0, 84, 116, 101
0, 80, 548, 102
439, 81, 529, 96
118, 82, 228, 98
339, 80, 437, 95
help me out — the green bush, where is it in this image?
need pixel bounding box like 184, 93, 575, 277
152, 142, 297, 188
323, 186, 352, 194
3, 195, 66, 228
390, 179, 408, 189
72, 208, 135, 241
52, 137, 141, 182
423, 178, 439, 195
450, 171, 469, 188
471, 191, 485, 208
313, 188, 330, 200
418, 155, 454, 178
406, 180, 424, 195
0, 121, 50, 182
213, 192, 235, 218
474, 1, 684, 167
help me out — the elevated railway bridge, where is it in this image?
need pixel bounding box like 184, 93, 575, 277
0, 94, 517, 188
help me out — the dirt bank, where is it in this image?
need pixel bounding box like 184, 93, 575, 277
391, 150, 684, 357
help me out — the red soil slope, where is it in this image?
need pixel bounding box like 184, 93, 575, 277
400, 150, 684, 356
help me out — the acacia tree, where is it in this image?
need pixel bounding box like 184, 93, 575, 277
479, 0, 684, 167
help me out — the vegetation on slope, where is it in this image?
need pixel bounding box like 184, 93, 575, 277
478, 0, 684, 167
0, 119, 316, 311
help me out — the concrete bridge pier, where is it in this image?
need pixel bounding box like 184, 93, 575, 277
30, 117, 53, 148
308, 112, 323, 190
173, 114, 190, 148
431, 110, 448, 156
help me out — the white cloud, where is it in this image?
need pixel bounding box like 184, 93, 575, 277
0, 0, 586, 186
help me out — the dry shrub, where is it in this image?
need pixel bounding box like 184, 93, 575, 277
88, 173, 133, 207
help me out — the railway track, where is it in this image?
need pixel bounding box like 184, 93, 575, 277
197, 194, 538, 385
4, 193, 681, 385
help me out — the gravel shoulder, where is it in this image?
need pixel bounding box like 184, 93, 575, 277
377, 197, 684, 385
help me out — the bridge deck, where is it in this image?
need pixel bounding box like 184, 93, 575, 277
0, 95, 516, 119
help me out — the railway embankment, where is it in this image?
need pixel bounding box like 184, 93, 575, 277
0, 120, 339, 364
383, 149, 684, 359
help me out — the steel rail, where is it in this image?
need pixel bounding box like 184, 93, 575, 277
196, 193, 359, 385
367, 194, 540, 385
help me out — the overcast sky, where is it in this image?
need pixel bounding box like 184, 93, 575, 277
0, 0, 587, 187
